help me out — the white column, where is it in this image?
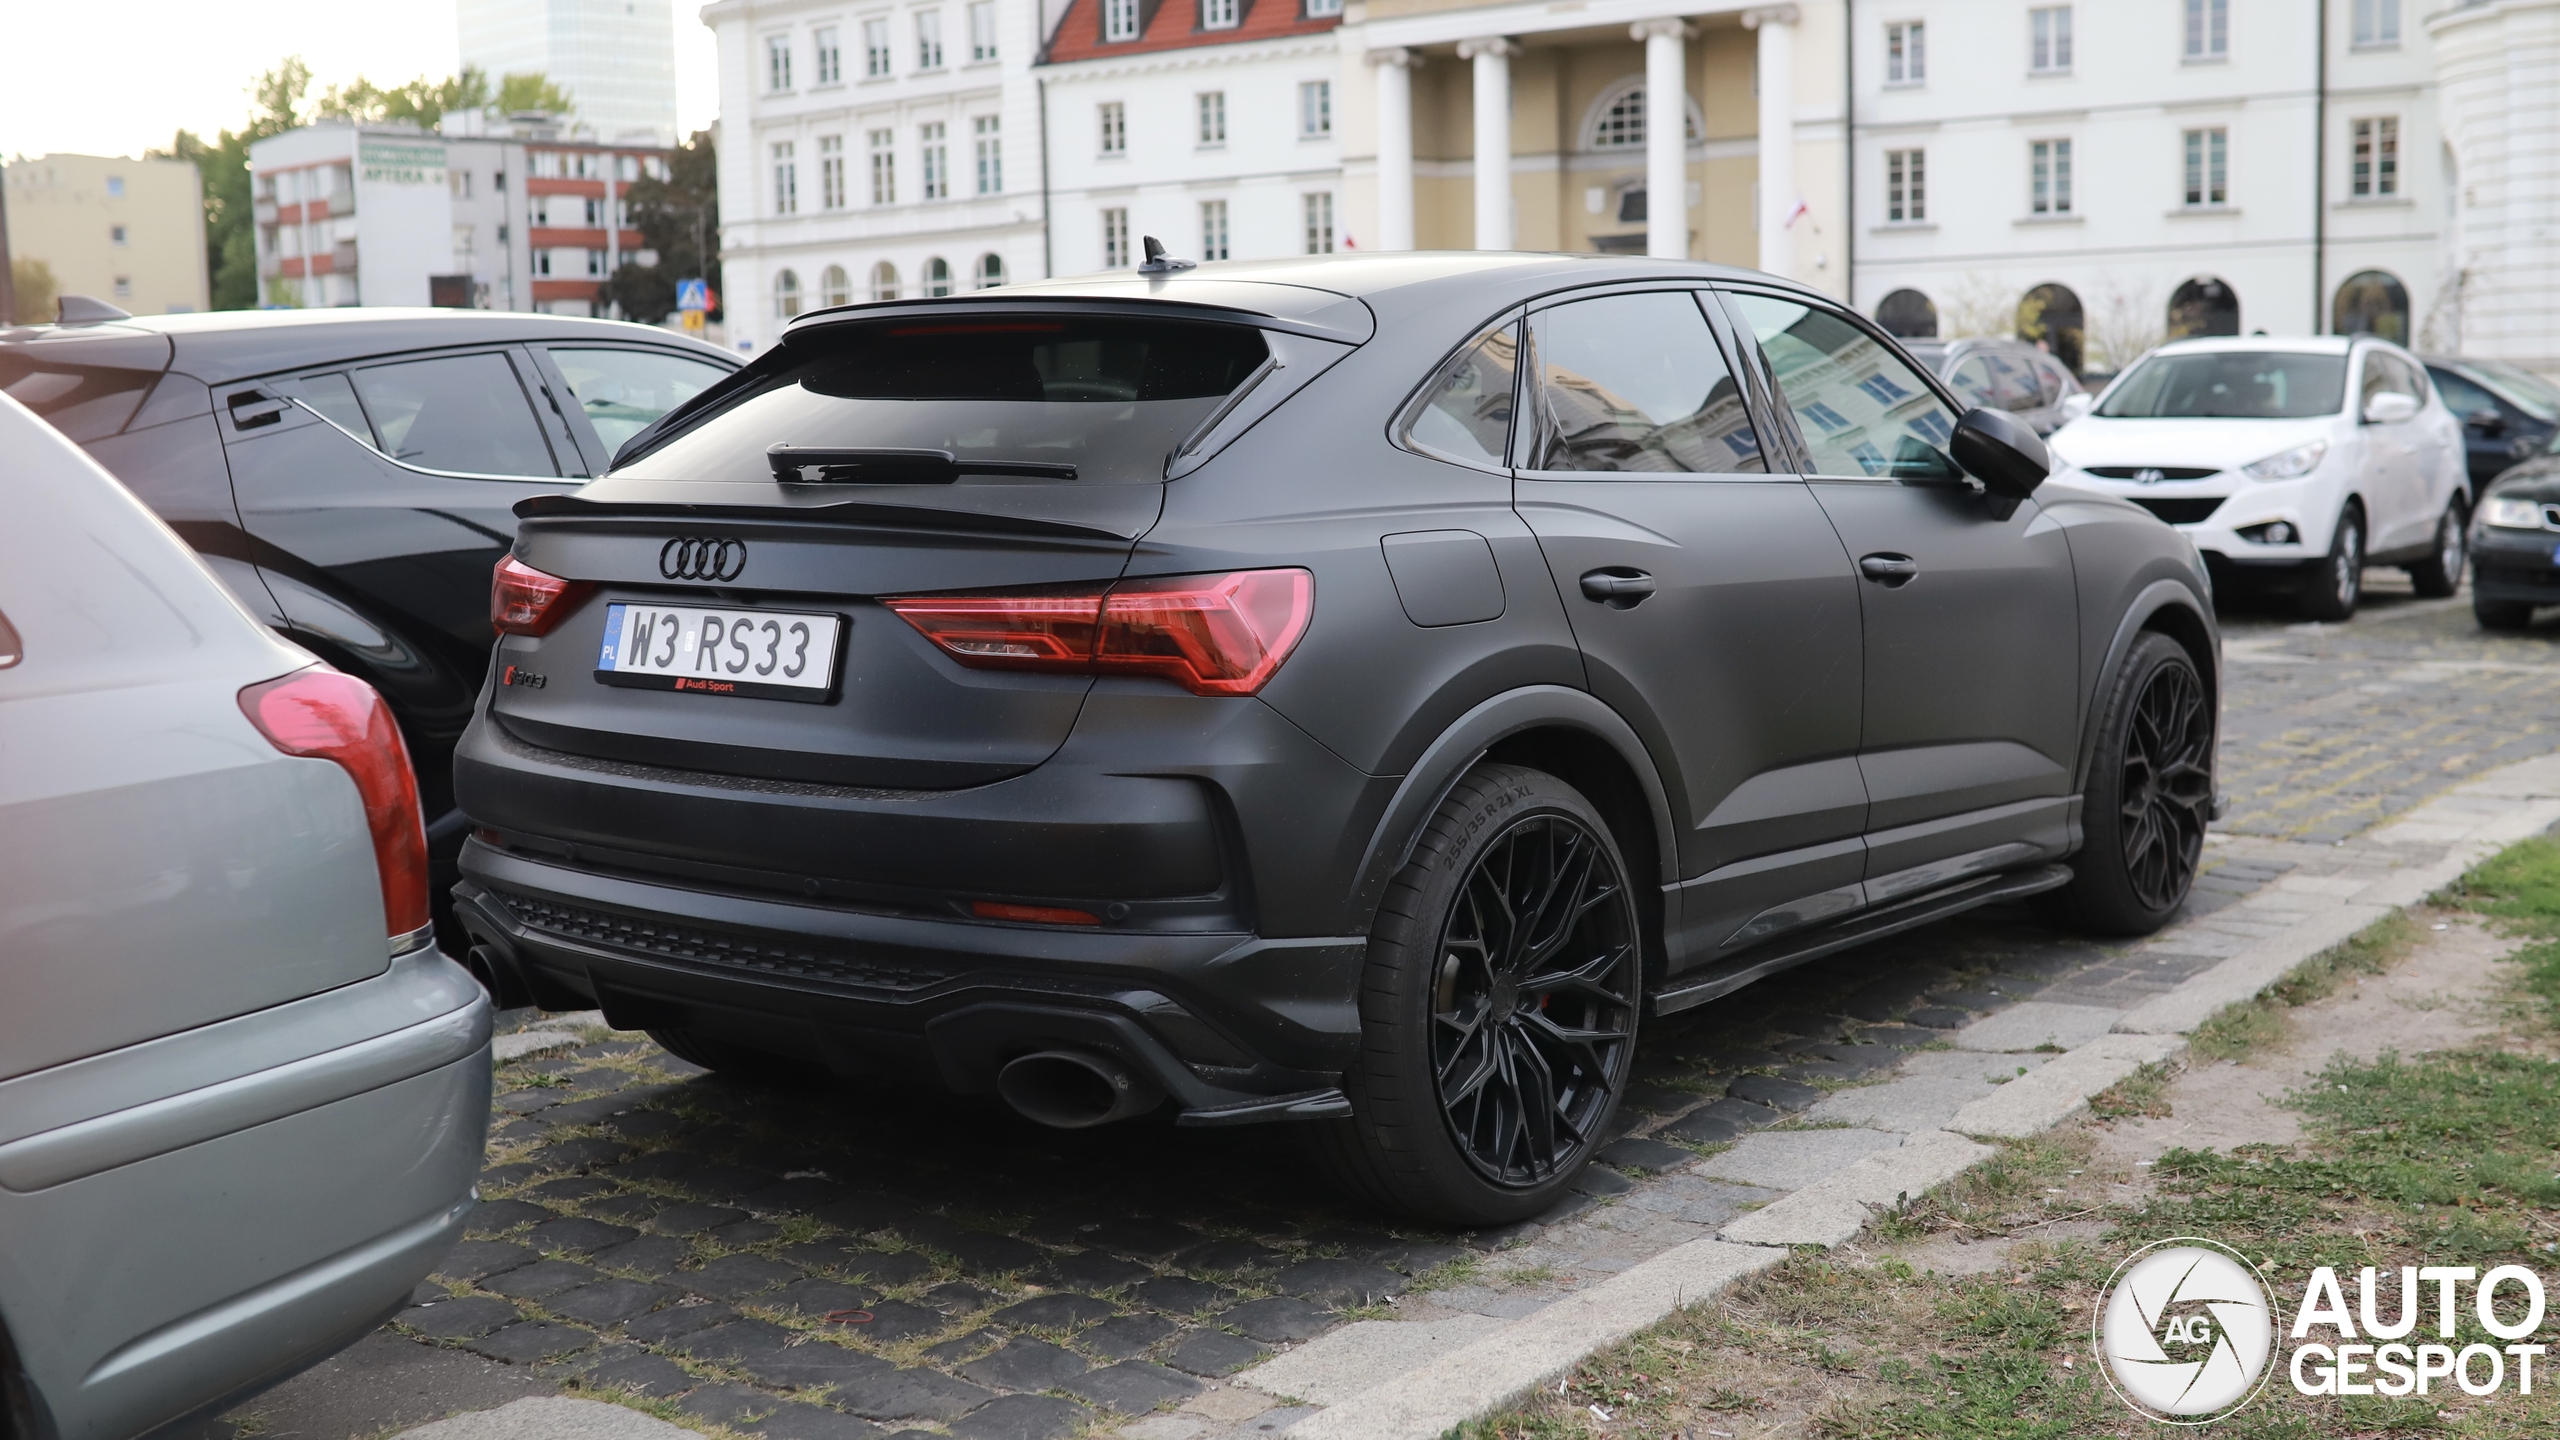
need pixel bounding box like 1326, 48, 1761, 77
1459, 38, 1520, 251
1744, 5, 1800, 278
1371, 48, 1420, 252
1633, 20, 1690, 260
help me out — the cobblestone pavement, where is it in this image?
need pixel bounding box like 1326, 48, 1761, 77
212, 583, 2560, 1440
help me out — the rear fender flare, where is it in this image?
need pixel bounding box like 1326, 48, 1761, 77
2074, 578, 2219, 797
1346, 686, 1679, 929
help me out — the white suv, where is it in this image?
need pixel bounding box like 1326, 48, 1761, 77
2050, 336, 2468, 619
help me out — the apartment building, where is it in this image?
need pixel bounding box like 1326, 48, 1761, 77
3, 154, 210, 316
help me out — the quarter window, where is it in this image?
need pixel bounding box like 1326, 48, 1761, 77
1730, 292, 1962, 480
1526, 292, 1762, 475
1406, 322, 1520, 469
349, 353, 559, 476
549, 348, 731, 453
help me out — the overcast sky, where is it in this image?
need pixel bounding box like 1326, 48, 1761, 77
2, 0, 720, 160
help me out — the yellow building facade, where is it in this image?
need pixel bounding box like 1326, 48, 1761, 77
4, 154, 210, 316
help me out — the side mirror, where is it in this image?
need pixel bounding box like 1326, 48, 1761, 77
2465, 407, 2506, 436
2059, 392, 2095, 423
1950, 406, 2052, 499
2364, 392, 2421, 425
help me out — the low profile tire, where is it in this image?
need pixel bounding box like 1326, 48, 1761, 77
2407, 498, 2469, 599
2297, 507, 2365, 621
2047, 632, 2216, 937
646, 1027, 822, 1084
1311, 764, 1642, 1225
2476, 596, 2536, 631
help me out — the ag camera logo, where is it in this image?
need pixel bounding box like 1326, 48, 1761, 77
2097, 1238, 2279, 1423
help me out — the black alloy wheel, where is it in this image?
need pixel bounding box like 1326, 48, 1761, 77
2298, 508, 2365, 621
1431, 813, 1638, 1186
2407, 498, 2468, 599
1313, 764, 1641, 1223
2048, 632, 2216, 935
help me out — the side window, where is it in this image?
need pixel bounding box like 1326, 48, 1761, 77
2431, 368, 2500, 419
548, 347, 733, 456
2358, 350, 2419, 410
295, 372, 376, 443
2033, 355, 2074, 407
1728, 292, 1962, 480
348, 352, 560, 476
1525, 291, 1762, 474
1946, 357, 1999, 410
1403, 321, 1521, 469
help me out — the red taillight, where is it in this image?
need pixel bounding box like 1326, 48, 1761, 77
883, 569, 1313, 698
491, 554, 589, 636
238, 668, 432, 941
971, 901, 1102, 926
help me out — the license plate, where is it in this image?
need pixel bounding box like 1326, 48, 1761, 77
595, 602, 843, 702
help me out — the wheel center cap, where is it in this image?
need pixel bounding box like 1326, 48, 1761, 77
1489, 975, 1520, 1024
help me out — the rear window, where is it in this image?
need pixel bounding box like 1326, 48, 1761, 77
627, 317, 1272, 485
2097, 352, 2348, 420
0, 358, 160, 442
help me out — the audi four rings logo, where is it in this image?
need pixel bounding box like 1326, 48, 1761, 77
661, 537, 747, 581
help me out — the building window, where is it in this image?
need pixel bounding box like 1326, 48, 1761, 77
975, 252, 1006, 288
112, 276, 132, 298
584, 195, 606, 226
533, 249, 552, 276
1099, 101, 1126, 154
1304, 0, 1340, 14
2353, 0, 2400, 47
975, 116, 1002, 194
533, 151, 563, 179
865, 18, 893, 76
921, 256, 952, 296
1304, 192, 1334, 253
586, 249, 609, 277
1103, 0, 1140, 40
821, 264, 851, 306
2352, 117, 2399, 197
1886, 20, 1924, 85
1198, 91, 1226, 146
1886, 147, 1925, 221
815, 26, 842, 83
2029, 6, 2072, 73
1201, 199, 1230, 260
969, 0, 997, 59
2183, 0, 2228, 59
110, 224, 129, 246
772, 141, 798, 214
1203, 0, 1239, 28
917, 11, 944, 69
767, 34, 793, 90
921, 122, 948, 199
1103, 207, 1130, 267
105, 176, 125, 199
870, 129, 897, 204
775, 269, 802, 318
820, 134, 846, 208
2030, 138, 2072, 214
1300, 80, 1331, 137
870, 261, 899, 300
2183, 127, 2229, 206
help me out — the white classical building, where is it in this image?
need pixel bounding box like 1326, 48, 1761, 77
2430, 0, 2560, 370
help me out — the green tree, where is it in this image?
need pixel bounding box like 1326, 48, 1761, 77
316, 67, 493, 130
494, 73, 577, 115
603, 130, 719, 326
9, 259, 57, 324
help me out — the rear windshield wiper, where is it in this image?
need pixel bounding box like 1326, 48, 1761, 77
767, 445, 1078, 484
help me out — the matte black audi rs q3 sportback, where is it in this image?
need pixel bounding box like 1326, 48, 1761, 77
452, 253, 2220, 1223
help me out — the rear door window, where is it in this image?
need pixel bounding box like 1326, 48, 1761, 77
348, 351, 560, 476
1727, 292, 1962, 480
545, 346, 732, 456
1524, 291, 1762, 474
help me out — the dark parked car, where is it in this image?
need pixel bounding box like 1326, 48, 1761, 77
451, 255, 2220, 1223
2469, 452, 2560, 628
0, 307, 737, 951
2421, 355, 2560, 499
1901, 336, 2085, 436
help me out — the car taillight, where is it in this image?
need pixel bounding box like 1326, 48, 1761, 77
491, 554, 589, 636
883, 569, 1313, 697
238, 668, 432, 943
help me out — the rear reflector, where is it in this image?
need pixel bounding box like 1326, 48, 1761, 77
971, 901, 1102, 926
885, 569, 1313, 697
491, 554, 590, 636
238, 668, 432, 941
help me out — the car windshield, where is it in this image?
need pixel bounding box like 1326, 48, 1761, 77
627, 316, 1272, 484
2096, 352, 2348, 420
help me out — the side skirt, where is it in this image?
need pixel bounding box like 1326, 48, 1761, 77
1646, 863, 2074, 1017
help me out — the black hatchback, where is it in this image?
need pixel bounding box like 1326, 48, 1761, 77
0, 307, 736, 945
452, 255, 2219, 1222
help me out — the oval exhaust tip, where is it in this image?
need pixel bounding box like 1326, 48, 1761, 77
997, 1050, 1163, 1129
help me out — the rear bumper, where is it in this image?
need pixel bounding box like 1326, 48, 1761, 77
454, 843, 1366, 1109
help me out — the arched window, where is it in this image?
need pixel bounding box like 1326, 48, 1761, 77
2166, 277, 2240, 339
923, 256, 953, 297
2332, 270, 2411, 345
1582, 78, 1703, 151
870, 260, 899, 301
1876, 288, 1938, 338
2017, 282, 2085, 374
974, 252, 1006, 289
774, 269, 802, 319
819, 264, 850, 308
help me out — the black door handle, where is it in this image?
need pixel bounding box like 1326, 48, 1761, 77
1579, 569, 1657, 608
1858, 553, 1920, 587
